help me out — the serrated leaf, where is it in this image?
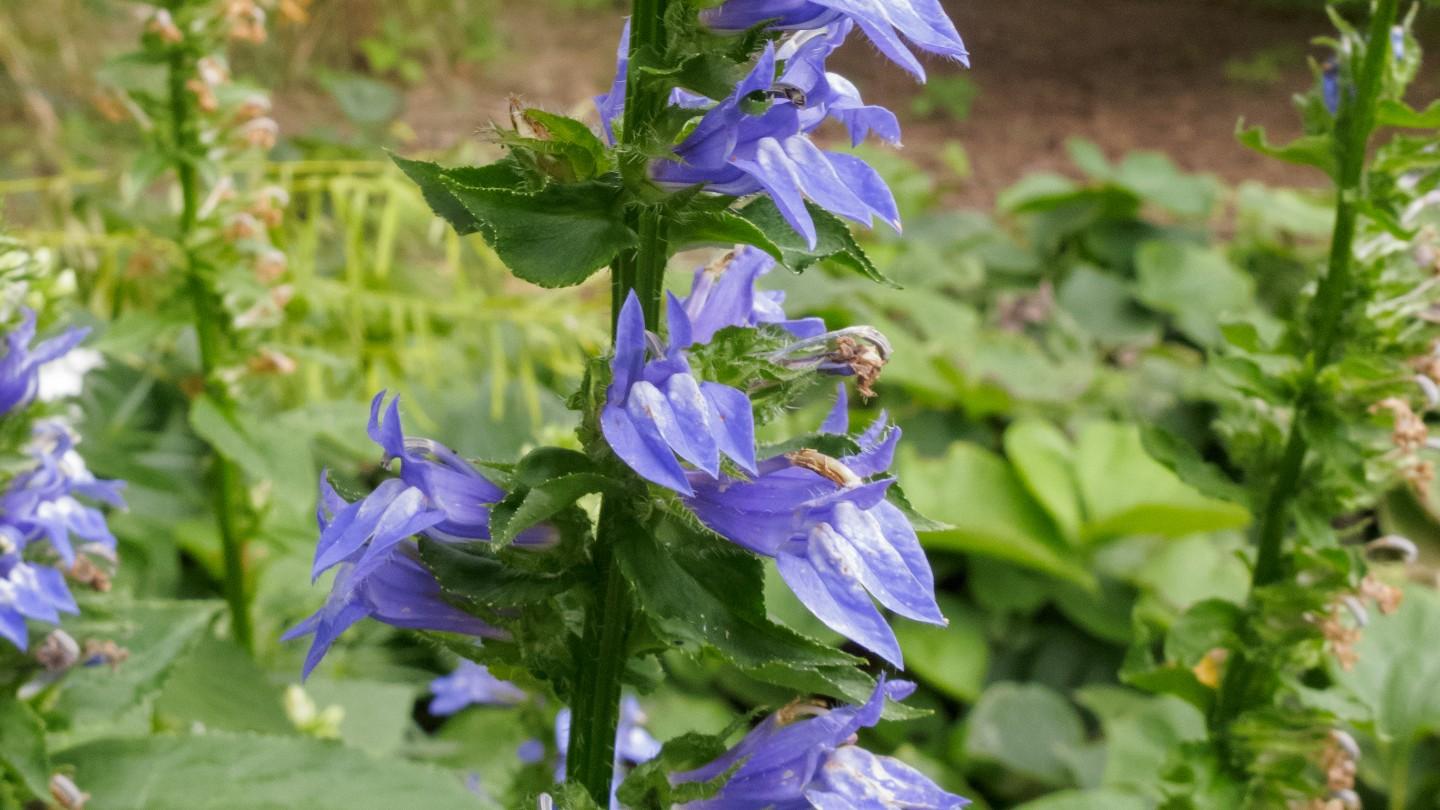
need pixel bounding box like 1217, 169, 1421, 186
53, 733, 482, 810
391, 153, 532, 235
737, 197, 894, 287
616, 515, 860, 675
492, 473, 616, 544
0, 698, 49, 800
667, 209, 783, 262
1235, 121, 1336, 177
419, 538, 578, 611
1375, 98, 1440, 129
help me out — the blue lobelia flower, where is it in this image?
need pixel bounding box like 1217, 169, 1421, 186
674, 677, 969, 809
649, 42, 900, 248
0, 309, 89, 417
776, 21, 902, 147
682, 386, 941, 666
602, 291, 758, 495
700, 0, 969, 81
0, 542, 78, 650
555, 695, 662, 808
681, 246, 827, 346
0, 421, 125, 568
429, 659, 528, 716
284, 476, 504, 679
595, 20, 630, 144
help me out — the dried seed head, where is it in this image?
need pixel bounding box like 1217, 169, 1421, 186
186, 78, 218, 113
1359, 574, 1404, 615
234, 93, 273, 124
247, 347, 297, 376
69, 555, 112, 593
197, 57, 230, 87
34, 630, 81, 672
508, 96, 550, 140
1370, 397, 1427, 453
786, 449, 862, 487
239, 117, 279, 150
146, 8, 183, 43
769, 326, 893, 398
254, 248, 287, 283
225, 212, 262, 242
82, 639, 129, 670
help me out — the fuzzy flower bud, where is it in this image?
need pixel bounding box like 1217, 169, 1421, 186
254, 248, 287, 283
146, 8, 183, 43
238, 117, 279, 150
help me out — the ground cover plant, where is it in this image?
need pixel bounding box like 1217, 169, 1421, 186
2, 0, 1440, 809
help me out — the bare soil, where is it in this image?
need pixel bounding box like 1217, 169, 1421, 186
279, 0, 1440, 207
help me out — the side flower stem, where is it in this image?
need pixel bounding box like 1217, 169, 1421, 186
1249, 0, 1397, 589
166, 36, 255, 654
569, 0, 668, 801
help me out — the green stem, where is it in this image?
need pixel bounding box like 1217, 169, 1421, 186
1389, 741, 1411, 810
166, 37, 254, 653
568, 0, 669, 802
1248, 0, 1398, 588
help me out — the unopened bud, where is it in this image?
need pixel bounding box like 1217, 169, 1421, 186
234, 93, 273, 124
197, 56, 229, 87
1329, 789, 1360, 810
186, 78, 218, 113
1329, 729, 1361, 761
247, 347, 297, 376
225, 212, 262, 242
254, 248, 287, 283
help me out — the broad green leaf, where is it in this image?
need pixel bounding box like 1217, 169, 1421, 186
1375, 98, 1440, 129
391, 153, 531, 236
491, 473, 614, 544
900, 444, 1093, 587
1075, 686, 1204, 796
154, 636, 291, 735
1235, 122, 1336, 177
1013, 789, 1151, 810
1004, 419, 1084, 541
304, 679, 417, 757
1333, 586, 1440, 747
49, 600, 221, 744
188, 394, 269, 482
667, 209, 784, 263
1111, 151, 1218, 220
738, 198, 893, 286
962, 682, 1085, 787
420, 538, 578, 611
1053, 579, 1136, 644
1056, 265, 1159, 346
1134, 241, 1254, 346
616, 516, 861, 682
1072, 422, 1250, 543
895, 596, 989, 702
0, 697, 49, 799
442, 175, 635, 288
54, 733, 481, 810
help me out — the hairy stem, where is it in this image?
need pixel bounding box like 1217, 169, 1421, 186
568, 0, 668, 801
166, 33, 254, 654
1249, 0, 1397, 588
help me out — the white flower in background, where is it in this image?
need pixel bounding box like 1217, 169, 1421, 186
37, 348, 103, 402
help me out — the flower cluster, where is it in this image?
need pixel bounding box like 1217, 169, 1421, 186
603, 249, 943, 666
675, 678, 967, 809
0, 311, 124, 650
284, 393, 519, 678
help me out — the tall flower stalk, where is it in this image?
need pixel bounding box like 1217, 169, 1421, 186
292, 0, 970, 805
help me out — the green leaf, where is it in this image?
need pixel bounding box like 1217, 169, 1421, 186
492, 473, 614, 545
0, 698, 49, 799
50, 600, 222, 744
616, 516, 861, 683
1004, 419, 1084, 541
53, 733, 482, 810
304, 679, 417, 757
154, 636, 291, 735
667, 209, 784, 263
442, 174, 635, 288
1072, 422, 1250, 543
1134, 241, 1255, 346
188, 395, 268, 481
419, 538, 578, 612
900, 444, 1093, 587
1333, 586, 1440, 747
737, 197, 893, 286
1074, 686, 1204, 796
1055, 265, 1160, 346
1375, 98, 1440, 129
393, 154, 635, 288
962, 682, 1086, 787
895, 596, 989, 702
1235, 121, 1336, 177
1013, 789, 1151, 810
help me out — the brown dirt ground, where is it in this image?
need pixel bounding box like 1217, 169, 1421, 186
278, 0, 1439, 207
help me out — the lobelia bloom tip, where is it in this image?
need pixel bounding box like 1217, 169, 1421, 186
601, 291, 758, 495
648, 34, 900, 248
284, 475, 505, 679
684, 384, 942, 667
428, 659, 528, 716
674, 677, 969, 809
680, 246, 826, 345
700, 0, 969, 81
0, 308, 89, 417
